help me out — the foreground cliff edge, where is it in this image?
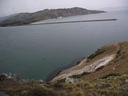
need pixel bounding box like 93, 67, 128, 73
0, 41, 128, 96
52, 41, 128, 82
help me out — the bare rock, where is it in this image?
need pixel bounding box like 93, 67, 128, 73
125, 79, 128, 83
1, 72, 21, 81
65, 77, 79, 84
122, 84, 128, 89
22, 79, 34, 84
0, 91, 9, 96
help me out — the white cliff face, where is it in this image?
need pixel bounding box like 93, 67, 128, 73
53, 54, 115, 81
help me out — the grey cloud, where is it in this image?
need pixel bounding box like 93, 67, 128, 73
0, 0, 127, 17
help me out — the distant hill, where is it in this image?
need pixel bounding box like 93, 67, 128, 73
0, 7, 105, 27
0, 14, 17, 23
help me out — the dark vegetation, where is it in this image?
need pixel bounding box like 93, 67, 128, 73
101, 73, 121, 79
69, 72, 90, 79
87, 49, 105, 60
57, 78, 66, 83
95, 66, 105, 72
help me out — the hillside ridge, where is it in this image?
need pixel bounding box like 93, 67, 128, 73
0, 7, 105, 26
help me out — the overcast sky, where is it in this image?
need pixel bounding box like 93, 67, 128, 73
0, 0, 128, 17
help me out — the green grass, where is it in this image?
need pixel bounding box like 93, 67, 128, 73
0, 75, 128, 96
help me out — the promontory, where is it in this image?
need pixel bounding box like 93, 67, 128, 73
0, 7, 105, 27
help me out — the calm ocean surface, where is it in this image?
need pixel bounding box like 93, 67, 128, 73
0, 10, 128, 80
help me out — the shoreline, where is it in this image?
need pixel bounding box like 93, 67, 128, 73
0, 19, 117, 27
31, 19, 117, 26
45, 57, 83, 82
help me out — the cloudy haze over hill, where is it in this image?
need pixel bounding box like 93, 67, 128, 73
0, 0, 128, 17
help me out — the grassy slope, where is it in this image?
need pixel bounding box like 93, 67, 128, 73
81, 41, 128, 81
53, 41, 128, 82
0, 74, 128, 96
52, 41, 127, 82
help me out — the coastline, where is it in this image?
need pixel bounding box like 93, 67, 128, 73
45, 57, 83, 82
0, 19, 117, 27
31, 19, 117, 26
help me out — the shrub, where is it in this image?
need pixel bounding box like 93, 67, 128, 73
98, 89, 119, 96
0, 74, 7, 81
117, 50, 121, 55
30, 88, 49, 96
57, 78, 65, 83
29, 86, 55, 96
88, 49, 105, 59
58, 90, 67, 96
70, 90, 84, 96
65, 84, 74, 90
4, 88, 15, 96
101, 73, 121, 79
95, 66, 105, 72
69, 72, 90, 79
53, 83, 63, 88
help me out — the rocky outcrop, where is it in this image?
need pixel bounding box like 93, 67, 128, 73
122, 84, 128, 89
1, 72, 21, 81
0, 91, 9, 96
0, 73, 44, 84
125, 79, 128, 83
53, 54, 115, 81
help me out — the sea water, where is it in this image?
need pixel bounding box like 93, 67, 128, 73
0, 10, 128, 80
